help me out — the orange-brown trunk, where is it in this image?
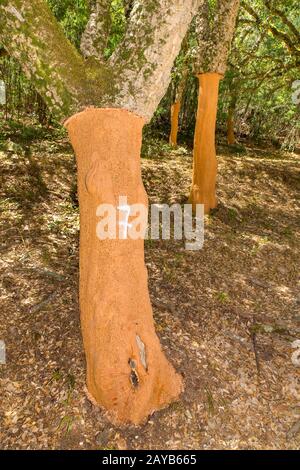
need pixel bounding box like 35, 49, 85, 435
169, 101, 181, 147
64, 108, 183, 425
189, 73, 221, 214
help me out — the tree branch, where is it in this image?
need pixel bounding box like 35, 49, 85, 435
194, 0, 240, 75
242, 1, 300, 58
263, 0, 300, 43
1, 0, 202, 123
109, 0, 203, 122
0, 0, 92, 120
80, 0, 112, 59
268, 24, 300, 57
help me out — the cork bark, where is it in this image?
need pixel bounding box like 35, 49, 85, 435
80, 0, 112, 60
0, 0, 90, 120
109, 0, 202, 121
194, 0, 240, 76
0, 0, 202, 123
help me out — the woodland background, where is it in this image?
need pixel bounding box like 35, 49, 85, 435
0, 0, 299, 151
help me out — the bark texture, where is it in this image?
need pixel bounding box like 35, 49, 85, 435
80, 0, 112, 59
0, 0, 90, 120
109, 0, 202, 121
189, 73, 221, 214
123, 0, 135, 18
194, 0, 240, 75
65, 108, 183, 425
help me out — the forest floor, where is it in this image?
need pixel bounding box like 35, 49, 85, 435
0, 122, 299, 450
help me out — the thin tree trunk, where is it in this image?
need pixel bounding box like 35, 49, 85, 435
169, 101, 181, 147
227, 117, 236, 144
227, 114, 235, 145
168, 32, 189, 148
168, 71, 188, 147
65, 108, 183, 425
227, 89, 237, 144
189, 73, 221, 214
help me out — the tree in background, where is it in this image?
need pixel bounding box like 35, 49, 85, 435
163, 0, 299, 154
215, 0, 300, 151
189, 0, 240, 214
0, 0, 202, 425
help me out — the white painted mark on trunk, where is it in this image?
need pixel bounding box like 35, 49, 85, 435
117, 196, 132, 239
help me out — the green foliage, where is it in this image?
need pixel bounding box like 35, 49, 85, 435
47, 0, 89, 49
216, 0, 300, 149
105, 0, 127, 58
0, 0, 299, 150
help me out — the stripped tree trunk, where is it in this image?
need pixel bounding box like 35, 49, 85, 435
169, 66, 189, 147
189, 0, 240, 212
80, 0, 112, 59
65, 108, 182, 424
0, 0, 201, 425
189, 73, 221, 213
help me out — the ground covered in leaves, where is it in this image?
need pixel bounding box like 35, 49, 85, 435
0, 122, 299, 449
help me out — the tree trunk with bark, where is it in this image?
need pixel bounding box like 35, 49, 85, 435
189, 0, 240, 212
0, 0, 201, 425
227, 96, 237, 145
226, 78, 238, 145
168, 35, 189, 148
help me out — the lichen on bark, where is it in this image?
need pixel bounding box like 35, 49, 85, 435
193, 0, 240, 75
109, 0, 202, 122
80, 0, 112, 60
1, 0, 203, 123
0, 0, 93, 120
